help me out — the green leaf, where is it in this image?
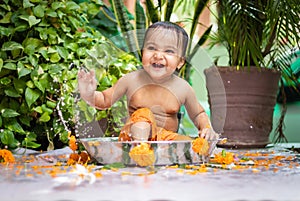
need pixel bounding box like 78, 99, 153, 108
37, 28, 48, 40
51, 2, 64, 10
46, 10, 57, 17
28, 16, 41, 27
0, 12, 12, 24
50, 52, 61, 63
134, 2, 146, 55
0, 26, 13, 37
39, 112, 50, 122
3, 62, 17, 70
0, 116, 2, 127
13, 78, 26, 94
2, 41, 23, 51
23, 140, 41, 149
33, 5, 45, 18
29, 55, 39, 67
14, 24, 28, 32
66, 1, 80, 11
65, 42, 78, 51
33, 80, 44, 93
49, 64, 63, 75
0, 58, 3, 71
26, 80, 35, 88
164, 0, 176, 22
0, 130, 15, 145
19, 102, 29, 114
23, 0, 34, 8
25, 87, 40, 108
100, 76, 112, 87
11, 49, 21, 59
19, 116, 31, 127
5, 87, 21, 98
7, 118, 25, 134
38, 47, 49, 59
33, 73, 49, 93
1, 109, 20, 118
46, 100, 57, 109
23, 37, 44, 55
0, 77, 11, 85
41, 104, 53, 114
56, 46, 69, 60
34, 106, 43, 114
222, 150, 226, 157
17, 62, 32, 78
102, 162, 126, 169
145, 0, 159, 23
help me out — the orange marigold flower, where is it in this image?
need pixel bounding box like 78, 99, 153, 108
79, 151, 90, 164
192, 137, 209, 155
129, 143, 155, 167
68, 133, 78, 152
0, 149, 15, 164
67, 152, 90, 165
67, 153, 80, 165
213, 150, 235, 164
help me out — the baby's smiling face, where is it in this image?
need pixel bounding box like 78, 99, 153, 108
142, 28, 185, 82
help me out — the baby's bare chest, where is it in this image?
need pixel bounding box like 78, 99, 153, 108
128, 84, 182, 115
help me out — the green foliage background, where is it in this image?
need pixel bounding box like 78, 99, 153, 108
0, 0, 138, 151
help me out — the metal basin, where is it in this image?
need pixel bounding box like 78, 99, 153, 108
80, 137, 217, 166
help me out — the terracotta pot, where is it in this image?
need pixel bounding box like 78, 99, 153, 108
204, 66, 281, 148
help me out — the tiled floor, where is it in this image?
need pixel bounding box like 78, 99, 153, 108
1, 145, 300, 201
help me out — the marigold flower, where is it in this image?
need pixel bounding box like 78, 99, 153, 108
67, 152, 90, 165
79, 151, 90, 164
192, 137, 209, 155
129, 143, 155, 167
67, 153, 80, 165
68, 134, 78, 152
213, 150, 235, 164
0, 149, 15, 164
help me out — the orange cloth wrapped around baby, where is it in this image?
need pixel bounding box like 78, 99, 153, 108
118, 108, 191, 141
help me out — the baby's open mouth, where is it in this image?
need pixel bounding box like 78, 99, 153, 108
152, 63, 164, 68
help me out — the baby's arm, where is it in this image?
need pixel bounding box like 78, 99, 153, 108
77, 69, 127, 110
183, 85, 217, 140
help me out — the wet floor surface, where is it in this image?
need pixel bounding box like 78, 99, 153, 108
1, 144, 300, 201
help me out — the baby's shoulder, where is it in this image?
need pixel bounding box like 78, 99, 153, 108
173, 75, 192, 88
171, 76, 195, 97
118, 69, 146, 89
119, 70, 140, 81
122, 69, 142, 78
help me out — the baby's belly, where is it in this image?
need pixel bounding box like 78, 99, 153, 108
155, 115, 179, 132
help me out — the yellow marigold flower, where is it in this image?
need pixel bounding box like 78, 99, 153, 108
0, 149, 15, 164
129, 143, 155, 167
192, 137, 209, 155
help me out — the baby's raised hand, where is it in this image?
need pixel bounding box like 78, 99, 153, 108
77, 69, 97, 100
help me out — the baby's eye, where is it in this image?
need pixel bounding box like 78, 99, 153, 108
147, 46, 156, 51
165, 49, 175, 54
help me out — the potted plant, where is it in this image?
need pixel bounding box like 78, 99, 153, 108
204, 0, 300, 148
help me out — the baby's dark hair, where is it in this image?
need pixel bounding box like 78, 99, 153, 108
142, 21, 189, 57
